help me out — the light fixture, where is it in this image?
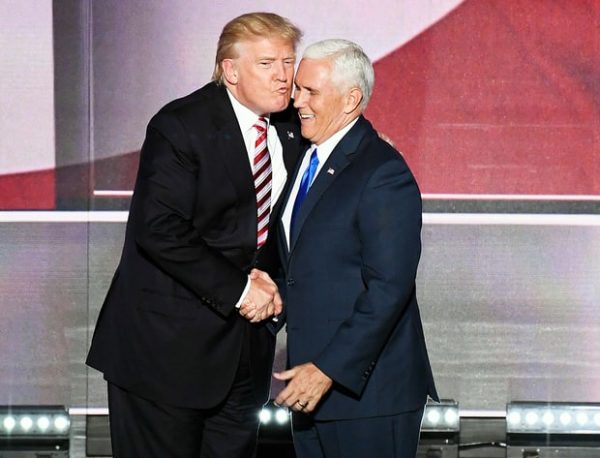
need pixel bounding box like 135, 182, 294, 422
0, 406, 70, 437
507, 402, 600, 435
258, 404, 289, 426
507, 402, 600, 458
0, 406, 70, 456
419, 400, 460, 458
422, 400, 460, 432
274, 408, 289, 425
258, 401, 292, 445
258, 409, 272, 424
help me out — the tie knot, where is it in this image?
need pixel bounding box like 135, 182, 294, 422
254, 117, 267, 133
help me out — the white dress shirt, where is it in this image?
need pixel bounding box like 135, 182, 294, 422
226, 89, 288, 306
282, 118, 359, 248
227, 89, 287, 208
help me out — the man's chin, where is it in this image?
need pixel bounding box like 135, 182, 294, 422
270, 96, 291, 113
300, 127, 314, 142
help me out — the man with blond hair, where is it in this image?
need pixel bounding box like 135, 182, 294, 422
87, 12, 303, 457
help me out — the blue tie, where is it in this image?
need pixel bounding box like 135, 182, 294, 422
290, 148, 319, 240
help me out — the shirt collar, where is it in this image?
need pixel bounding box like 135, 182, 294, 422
312, 117, 359, 159
226, 88, 270, 133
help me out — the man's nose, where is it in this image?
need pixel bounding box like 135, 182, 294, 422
293, 95, 302, 108
293, 90, 306, 108
273, 61, 287, 80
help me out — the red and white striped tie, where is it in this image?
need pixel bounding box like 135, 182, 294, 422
253, 117, 272, 248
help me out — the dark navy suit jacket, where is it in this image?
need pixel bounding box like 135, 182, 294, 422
278, 116, 438, 421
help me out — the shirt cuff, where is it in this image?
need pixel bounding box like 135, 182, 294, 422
234, 276, 251, 309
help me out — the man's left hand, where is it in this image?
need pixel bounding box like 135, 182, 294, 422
273, 363, 333, 413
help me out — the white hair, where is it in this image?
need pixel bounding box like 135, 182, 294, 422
303, 39, 375, 110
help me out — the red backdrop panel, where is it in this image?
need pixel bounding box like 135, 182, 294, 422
0, 169, 55, 209
366, 0, 600, 195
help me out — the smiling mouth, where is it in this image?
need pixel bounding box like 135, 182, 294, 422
299, 113, 315, 120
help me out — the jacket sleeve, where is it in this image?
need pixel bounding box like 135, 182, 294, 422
130, 111, 247, 317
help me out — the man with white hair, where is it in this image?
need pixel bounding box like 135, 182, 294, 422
272, 39, 439, 457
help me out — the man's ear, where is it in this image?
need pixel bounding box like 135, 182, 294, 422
344, 87, 363, 114
221, 59, 238, 85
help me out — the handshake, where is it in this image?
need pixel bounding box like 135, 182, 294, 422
238, 269, 282, 323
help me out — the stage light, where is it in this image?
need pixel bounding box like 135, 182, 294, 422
0, 406, 70, 456
419, 400, 459, 458
0, 410, 70, 437
257, 402, 293, 445
444, 408, 459, 425
507, 410, 521, 426
36, 416, 50, 432
3, 416, 16, 432
575, 412, 588, 427
19, 416, 33, 432
259, 408, 272, 424
525, 411, 538, 426
274, 408, 289, 425
421, 400, 460, 432
507, 402, 600, 434
507, 402, 600, 457
559, 412, 572, 426
426, 409, 441, 425
541, 411, 554, 426
53, 415, 70, 433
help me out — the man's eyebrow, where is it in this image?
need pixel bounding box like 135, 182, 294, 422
297, 84, 318, 93
257, 54, 296, 61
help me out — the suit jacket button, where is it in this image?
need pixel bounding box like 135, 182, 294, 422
286, 278, 295, 286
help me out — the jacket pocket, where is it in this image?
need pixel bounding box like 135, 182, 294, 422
137, 288, 200, 319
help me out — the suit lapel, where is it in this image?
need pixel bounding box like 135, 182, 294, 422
277, 142, 310, 258
272, 117, 303, 216
273, 121, 302, 174
270, 111, 303, 260
288, 116, 371, 254
211, 86, 256, 211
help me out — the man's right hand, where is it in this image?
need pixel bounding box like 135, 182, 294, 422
239, 269, 282, 323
